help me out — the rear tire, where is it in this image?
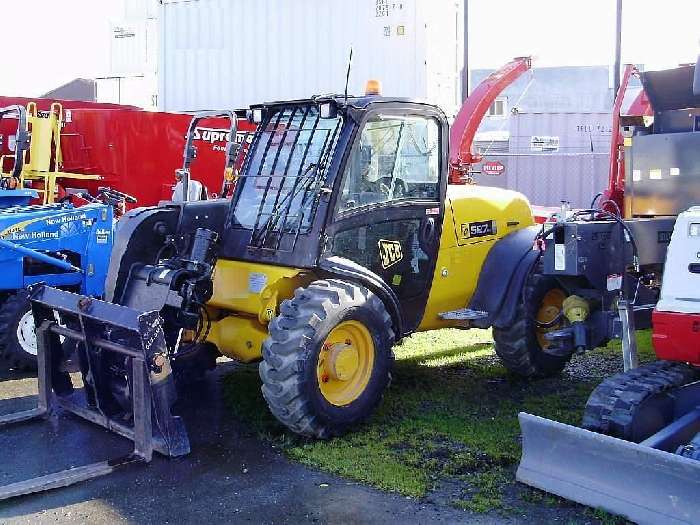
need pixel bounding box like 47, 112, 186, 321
493, 272, 571, 378
0, 291, 38, 371
259, 279, 394, 438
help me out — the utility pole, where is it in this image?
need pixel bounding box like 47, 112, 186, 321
613, 0, 623, 96
461, 0, 469, 101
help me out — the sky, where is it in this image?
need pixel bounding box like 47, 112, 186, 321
1, 0, 699, 97
1, 0, 122, 96
469, 0, 700, 71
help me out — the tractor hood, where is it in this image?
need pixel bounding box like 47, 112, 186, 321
0, 203, 109, 244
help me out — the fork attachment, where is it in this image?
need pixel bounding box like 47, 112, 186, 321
0, 285, 190, 501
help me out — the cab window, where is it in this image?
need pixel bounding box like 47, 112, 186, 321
337, 115, 440, 214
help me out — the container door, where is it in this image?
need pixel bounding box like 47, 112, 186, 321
325, 110, 445, 332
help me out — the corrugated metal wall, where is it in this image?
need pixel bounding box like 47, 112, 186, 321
473, 112, 612, 208
473, 153, 609, 209
509, 113, 612, 154
158, 0, 460, 113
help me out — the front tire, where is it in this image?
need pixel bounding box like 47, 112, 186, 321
0, 291, 38, 371
259, 279, 394, 438
493, 272, 571, 378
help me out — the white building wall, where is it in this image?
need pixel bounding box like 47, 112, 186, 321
99, 0, 159, 109
158, 0, 462, 114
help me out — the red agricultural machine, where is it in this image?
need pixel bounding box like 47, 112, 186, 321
517, 58, 700, 523
448, 56, 532, 184
0, 96, 256, 207
453, 58, 652, 222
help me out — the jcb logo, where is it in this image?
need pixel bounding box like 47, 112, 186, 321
378, 239, 403, 269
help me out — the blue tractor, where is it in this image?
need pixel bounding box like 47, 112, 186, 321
0, 105, 118, 369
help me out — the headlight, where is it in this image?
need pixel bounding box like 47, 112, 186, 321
319, 102, 337, 119
689, 223, 700, 237
247, 108, 264, 124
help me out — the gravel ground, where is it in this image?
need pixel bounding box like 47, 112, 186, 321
563, 351, 623, 381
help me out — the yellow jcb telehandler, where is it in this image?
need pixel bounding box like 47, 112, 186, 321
1, 80, 577, 498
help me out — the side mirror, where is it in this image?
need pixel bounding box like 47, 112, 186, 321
694, 54, 700, 96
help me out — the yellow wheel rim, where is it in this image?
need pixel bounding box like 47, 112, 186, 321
317, 320, 375, 406
535, 288, 567, 349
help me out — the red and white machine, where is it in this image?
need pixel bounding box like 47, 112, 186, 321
652, 206, 700, 364
516, 59, 700, 524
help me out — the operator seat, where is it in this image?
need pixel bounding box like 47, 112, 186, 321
172, 179, 207, 202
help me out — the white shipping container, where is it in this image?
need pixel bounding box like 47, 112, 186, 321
158, 0, 462, 115
109, 14, 158, 79
96, 75, 158, 109
122, 0, 159, 21
106, 1, 159, 110
110, 20, 147, 77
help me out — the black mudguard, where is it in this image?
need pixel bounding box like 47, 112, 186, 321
468, 226, 540, 329
318, 256, 404, 339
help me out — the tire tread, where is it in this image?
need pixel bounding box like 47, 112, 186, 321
582, 360, 699, 439
0, 291, 35, 371
492, 272, 570, 378
259, 279, 394, 438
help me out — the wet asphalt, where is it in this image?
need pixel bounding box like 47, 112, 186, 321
0, 363, 491, 525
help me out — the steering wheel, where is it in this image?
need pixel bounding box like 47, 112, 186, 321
98, 187, 137, 204
0, 176, 19, 190
376, 177, 406, 199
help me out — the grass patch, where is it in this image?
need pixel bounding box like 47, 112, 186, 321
452, 468, 511, 513
222, 328, 654, 515
519, 487, 562, 507
585, 507, 631, 525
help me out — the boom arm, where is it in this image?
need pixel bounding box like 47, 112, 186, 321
448, 56, 532, 184
603, 64, 637, 212
602, 64, 654, 213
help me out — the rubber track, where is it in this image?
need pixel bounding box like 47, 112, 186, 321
583, 360, 700, 439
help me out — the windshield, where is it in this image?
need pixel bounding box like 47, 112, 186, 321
230, 105, 342, 242
337, 115, 440, 213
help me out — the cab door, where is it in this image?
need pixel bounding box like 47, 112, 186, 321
323, 105, 448, 333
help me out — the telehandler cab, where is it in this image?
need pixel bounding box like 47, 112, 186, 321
0, 86, 577, 499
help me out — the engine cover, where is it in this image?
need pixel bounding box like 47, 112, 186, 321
653, 310, 700, 365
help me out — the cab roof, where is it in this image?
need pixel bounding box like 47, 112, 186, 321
249, 94, 435, 112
